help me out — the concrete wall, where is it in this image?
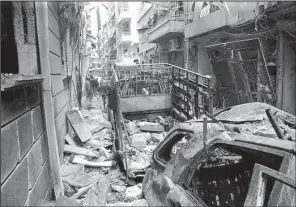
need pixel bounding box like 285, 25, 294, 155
1, 2, 52, 206
1, 2, 81, 206
120, 94, 172, 113
47, 2, 73, 161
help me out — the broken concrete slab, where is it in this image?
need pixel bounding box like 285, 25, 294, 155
70, 155, 116, 167
126, 122, 141, 135
131, 199, 149, 207
66, 111, 92, 142
151, 133, 164, 143
82, 178, 109, 207
64, 145, 101, 157
125, 184, 143, 202
64, 134, 78, 146
62, 171, 98, 188
111, 184, 127, 193
39, 196, 81, 206
61, 163, 84, 177
131, 133, 151, 142
85, 139, 113, 149
131, 136, 147, 149
139, 123, 164, 132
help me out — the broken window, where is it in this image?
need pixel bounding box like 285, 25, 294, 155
182, 143, 284, 207
156, 130, 193, 165
1, 1, 19, 74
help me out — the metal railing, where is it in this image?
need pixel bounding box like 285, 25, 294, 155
110, 63, 213, 119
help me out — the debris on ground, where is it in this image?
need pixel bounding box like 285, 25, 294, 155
125, 184, 143, 201
66, 110, 93, 142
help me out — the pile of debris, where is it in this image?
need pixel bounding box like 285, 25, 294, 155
121, 115, 178, 178
40, 98, 151, 206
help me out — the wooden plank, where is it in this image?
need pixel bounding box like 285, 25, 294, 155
276, 31, 284, 109
70, 184, 93, 199
66, 111, 92, 142
48, 29, 61, 56
35, 2, 64, 197
64, 145, 100, 157
50, 52, 62, 75
236, 51, 253, 102
70, 156, 116, 167
47, 7, 59, 37
51, 75, 64, 96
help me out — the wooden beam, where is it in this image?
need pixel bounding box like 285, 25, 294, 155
236, 51, 253, 102
276, 31, 284, 109
35, 2, 64, 198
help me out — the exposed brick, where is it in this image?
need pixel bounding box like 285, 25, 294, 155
1, 121, 20, 184
1, 158, 29, 206
40, 132, 49, 166
28, 140, 42, 189
25, 85, 41, 110
25, 158, 51, 206
1, 88, 27, 127
32, 105, 45, 141
17, 111, 33, 159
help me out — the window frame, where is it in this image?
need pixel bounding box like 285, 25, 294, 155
177, 139, 294, 206
153, 128, 194, 168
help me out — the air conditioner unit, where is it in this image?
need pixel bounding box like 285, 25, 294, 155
157, 43, 167, 53
169, 39, 181, 52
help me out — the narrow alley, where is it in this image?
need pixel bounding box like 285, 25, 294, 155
1, 1, 296, 207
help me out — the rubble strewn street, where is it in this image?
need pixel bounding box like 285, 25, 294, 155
1, 1, 295, 207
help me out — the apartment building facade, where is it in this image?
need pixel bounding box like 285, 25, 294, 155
137, 1, 295, 115
137, 2, 185, 67
115, 2, 140, 64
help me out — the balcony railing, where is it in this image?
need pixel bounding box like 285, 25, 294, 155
184, 7, 231, 39
147, 11, 185, 43
116, 31, 132, 45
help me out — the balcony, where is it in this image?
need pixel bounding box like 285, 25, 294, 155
147, 12, 185, 43
116, 31, 133, 46
185, 7, 236, 39
116, 8, 131, 24
118, 53, 139, 62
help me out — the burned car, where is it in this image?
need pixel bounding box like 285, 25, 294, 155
142, 102, 296, 206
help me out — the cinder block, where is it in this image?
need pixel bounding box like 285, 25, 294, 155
25, 85, 41, 110
132, 137, 147, 149
1, 158, 29, 206
1, 121, 20, 183
40, 132, 49, 165
25, 158, 51, 206
28, 140, 42, 189
32, 105, 45, 141
18, 111, 34, 159
1, 88, 27, 126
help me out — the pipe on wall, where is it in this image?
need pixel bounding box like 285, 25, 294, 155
35, 2, 64, 198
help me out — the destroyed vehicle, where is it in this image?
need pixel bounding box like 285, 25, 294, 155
142, 103, 296, 207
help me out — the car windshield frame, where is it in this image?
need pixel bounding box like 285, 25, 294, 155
177, 139, 294, 207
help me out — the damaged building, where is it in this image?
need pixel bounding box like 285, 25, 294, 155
137, 1, 295, 115
1, 1, 296, 207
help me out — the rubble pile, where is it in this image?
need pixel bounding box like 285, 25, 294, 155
122, 115, 178, 176
57, 98, 171, 206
